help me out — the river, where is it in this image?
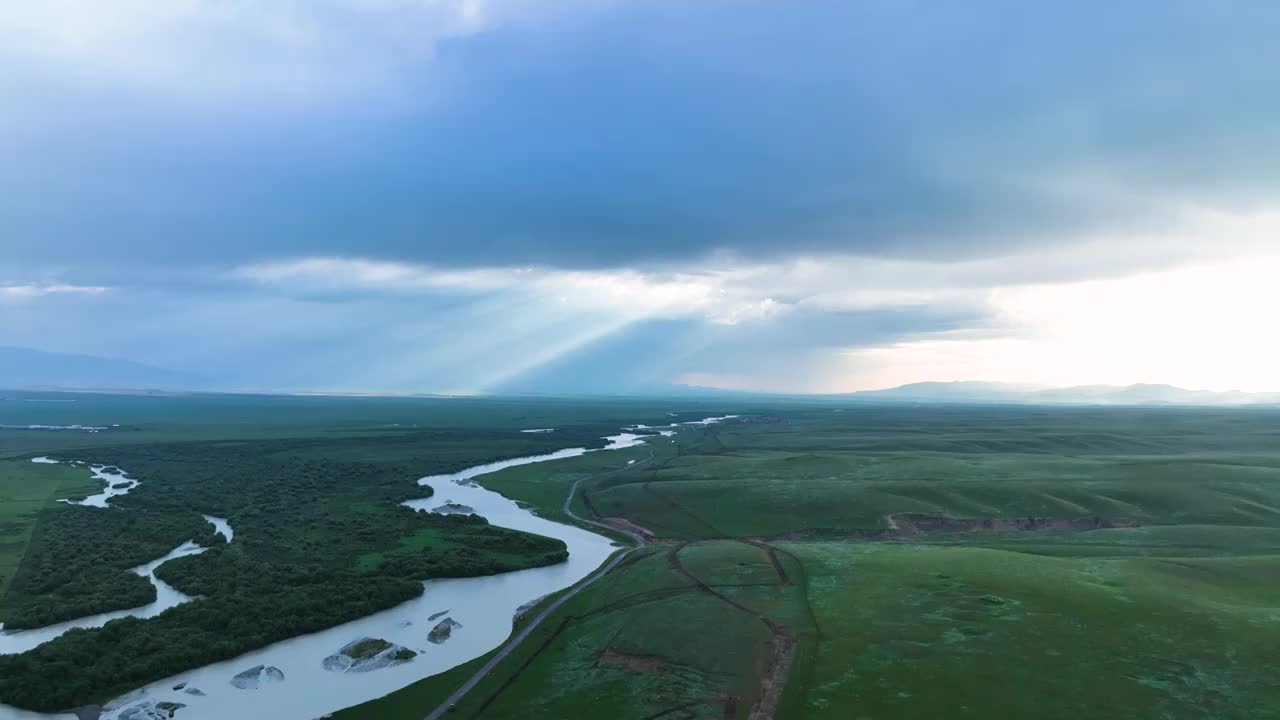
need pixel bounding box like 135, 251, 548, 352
0, 540, 209, 656
0, 417, 735, 720
43, 461, 141, 508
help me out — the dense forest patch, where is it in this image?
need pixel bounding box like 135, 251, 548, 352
0, 460, 104, 605
0, 427, 605, 711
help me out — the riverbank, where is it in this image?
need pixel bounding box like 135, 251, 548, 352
83, 446, 630, 720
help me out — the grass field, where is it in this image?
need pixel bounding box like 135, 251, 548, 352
0, 460, 102, 603
0, 390, 743, 458
340, 405, 1280, 720
589, 411, 1280, 539
783, 541, 1280, 719
343, 538, 1280, 720
337, 543, 782, 720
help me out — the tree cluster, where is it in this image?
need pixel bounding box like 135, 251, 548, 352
0, 428, 583, 711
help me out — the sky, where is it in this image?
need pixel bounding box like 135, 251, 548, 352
3, 0, 1280, 394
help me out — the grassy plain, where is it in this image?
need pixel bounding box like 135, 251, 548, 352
343, 405, 1280, 720
0, 461, 102, 601
784, 542, 1280, 719
0, 390, 737, 457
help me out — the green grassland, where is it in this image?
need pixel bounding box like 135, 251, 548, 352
342, 539, 1280, 720
0, 390, 742, 457
342, 405, 1280, 720
588, 410, 1280, 538
338, 543, 781, 720
0, 460, 102, 601
784, 542, 1280, 719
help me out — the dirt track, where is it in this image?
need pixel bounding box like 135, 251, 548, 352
665, 542, 797, 720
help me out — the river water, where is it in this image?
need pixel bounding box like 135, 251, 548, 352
54, 463, 140, 508
0, 419, 733, 720
0, 540, 209, 656
202, 516, 233, 543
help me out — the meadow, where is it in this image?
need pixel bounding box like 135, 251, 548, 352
0, 390, 735, 457
0, 461, 101, 602
341, 405, 1280, 720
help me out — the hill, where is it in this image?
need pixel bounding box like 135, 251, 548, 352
0, 346, 201, 391
840, 381, 1280, 406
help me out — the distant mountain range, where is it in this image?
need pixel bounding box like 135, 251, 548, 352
660, 380, 1280, 406
0, 346, 203, 391
833, 381, 1280, 406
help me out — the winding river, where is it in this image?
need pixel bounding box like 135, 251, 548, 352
0, 417, 737, 720
0, 540, 210, 656
37, 460, 141, 508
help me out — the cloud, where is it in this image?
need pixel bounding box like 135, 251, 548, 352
235, 256, 788, 325
0, 1, 583, 103
0, 283, 109, 299
5, 1, 1280, 395
6, 248, 1280, 394
217, 253, 998, 391
800, 255, 1280, 394
236, 257, 519, 293
6, 1, 1280, 276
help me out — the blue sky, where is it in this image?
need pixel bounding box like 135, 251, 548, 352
4, 1, 1280, 393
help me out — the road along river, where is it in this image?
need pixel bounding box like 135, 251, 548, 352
0, 418, 736, 720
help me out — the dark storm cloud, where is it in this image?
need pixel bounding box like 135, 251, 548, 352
5, 0, 1280, 275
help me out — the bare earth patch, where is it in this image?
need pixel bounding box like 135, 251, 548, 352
602, 517, 657, 541
598, 647, 672, 674
747, 624, 796, 720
